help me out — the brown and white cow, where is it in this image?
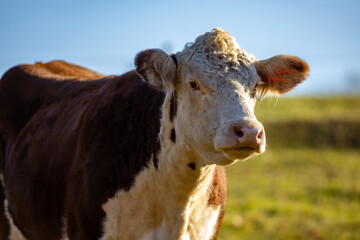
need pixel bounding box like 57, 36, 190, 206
0, 28, 309, 240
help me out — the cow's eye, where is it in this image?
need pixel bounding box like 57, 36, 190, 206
188, 81, 200, 91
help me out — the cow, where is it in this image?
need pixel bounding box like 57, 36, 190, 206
0, 28, 309, 240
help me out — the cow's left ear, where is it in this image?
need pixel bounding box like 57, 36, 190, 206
135, 49, 177, 91
254, 55, 309, 94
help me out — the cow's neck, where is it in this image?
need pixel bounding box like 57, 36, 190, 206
102, 92, 218, 240
153, 92, 218, 239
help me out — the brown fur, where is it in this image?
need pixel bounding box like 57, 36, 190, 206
0, 62, 165, 239
254, 55, 309, 94
0, 60, 226, 240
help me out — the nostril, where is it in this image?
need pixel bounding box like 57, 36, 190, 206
234, 127, 244, 137
257, 129, 264, 139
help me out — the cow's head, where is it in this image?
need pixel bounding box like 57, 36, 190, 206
135, 28, 309, 166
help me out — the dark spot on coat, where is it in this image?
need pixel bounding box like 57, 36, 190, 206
170, 128, 176, 143
188, 163, 196, 170
169, 91, 178, 122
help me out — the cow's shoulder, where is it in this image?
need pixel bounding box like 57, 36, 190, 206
63, 72, 165, 239
2, 68, 160, 239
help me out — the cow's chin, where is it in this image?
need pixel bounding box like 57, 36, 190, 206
223, 150, 260, 162
200, 149, 264, 166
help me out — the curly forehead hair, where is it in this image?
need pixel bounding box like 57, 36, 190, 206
179, 28, 255, 74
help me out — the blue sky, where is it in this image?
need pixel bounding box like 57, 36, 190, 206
1, 0, 360, 95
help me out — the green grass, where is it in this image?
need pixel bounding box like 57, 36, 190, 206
218, 97, 360, 240
255, 96, 360, 123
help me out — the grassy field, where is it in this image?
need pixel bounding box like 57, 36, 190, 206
218, 97, 360, 240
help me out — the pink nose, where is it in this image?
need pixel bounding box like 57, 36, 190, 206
232, 123, 265, 150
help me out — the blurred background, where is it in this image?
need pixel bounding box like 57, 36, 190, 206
1, 0, 359, 239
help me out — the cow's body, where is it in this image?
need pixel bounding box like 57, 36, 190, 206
0, 62, 226, 240
0, 29, 308, 240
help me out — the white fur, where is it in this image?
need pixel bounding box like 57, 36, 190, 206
101, 150, 219, 240
171, 29, 266, 165
139, 219, 167, 240
60, 216, 69, 240
3, 200, 27, 240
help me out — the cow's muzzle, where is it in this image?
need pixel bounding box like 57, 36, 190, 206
214, 119, 266, 160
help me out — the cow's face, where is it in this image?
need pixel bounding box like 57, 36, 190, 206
136, 28, 309, 166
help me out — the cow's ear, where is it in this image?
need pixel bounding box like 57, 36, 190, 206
254, 55, 309, 94
135, 49, 177, 90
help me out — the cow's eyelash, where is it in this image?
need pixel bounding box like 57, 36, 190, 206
250, 83, 258, 98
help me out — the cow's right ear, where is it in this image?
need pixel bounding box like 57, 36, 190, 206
254, 55, 309, 95
135, 49, 177, 91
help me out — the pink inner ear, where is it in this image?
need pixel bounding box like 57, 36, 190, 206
268, 76, 281, 84
268, 69, 292, 83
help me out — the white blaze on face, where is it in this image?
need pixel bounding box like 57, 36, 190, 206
173, 29, 265, 165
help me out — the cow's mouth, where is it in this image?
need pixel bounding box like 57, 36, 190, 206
220, 146, 264, 162
234, 147, 257, 152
